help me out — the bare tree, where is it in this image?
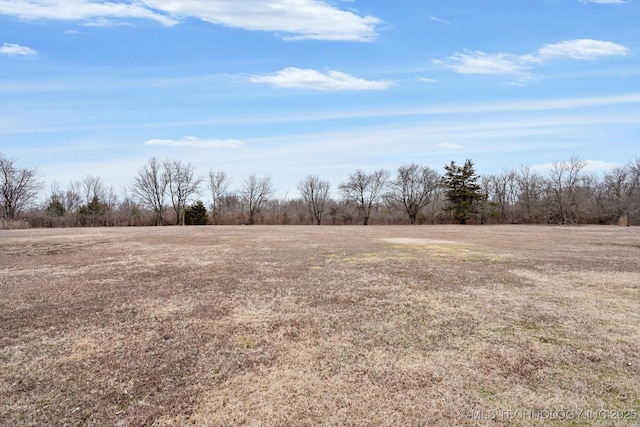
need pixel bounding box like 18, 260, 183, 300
81, 175, 107, 206
208, 170, 232, 225
165, 159, 203, 225
601, 160, 640, 225
483, 169, 520, 223
386, 164, 439, 224
297, 175, 331, 225
0, 153, 42, 219
64, 181, 82, 216
104, 185, 119, 226
119, 186, 141, 226
131, 157, 168, 226
221, 193, 242, 224
630, 158, 640, 224
515, 165, 544, 224
547, 157, 587, 224
239, 174, 275, 225
339, 169, 389, 225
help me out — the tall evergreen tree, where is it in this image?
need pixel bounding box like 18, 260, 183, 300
442, 159, 486, 224
184, 201, 208, 225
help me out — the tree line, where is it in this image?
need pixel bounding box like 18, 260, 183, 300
1, 152, 639, 228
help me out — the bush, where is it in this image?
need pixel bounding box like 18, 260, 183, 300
45, 199, 65, 217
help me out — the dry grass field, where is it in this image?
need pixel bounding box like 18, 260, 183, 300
1, 225, 639, 426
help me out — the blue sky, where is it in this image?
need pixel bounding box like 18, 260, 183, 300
1, 0, 639, 199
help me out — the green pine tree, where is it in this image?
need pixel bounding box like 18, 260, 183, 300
442, 159, 487, 224
184, 201, 208, 225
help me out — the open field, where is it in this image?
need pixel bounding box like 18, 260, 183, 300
1, 225, 639, 426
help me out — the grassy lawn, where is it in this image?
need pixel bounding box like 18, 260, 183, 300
1, 225, 638, 426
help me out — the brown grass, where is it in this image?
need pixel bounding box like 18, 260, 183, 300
1, 225, 639, 426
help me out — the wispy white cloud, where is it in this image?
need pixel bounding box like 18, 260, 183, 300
249, 67, 392, 91
145, 136, 246, 149
0, 42, 38, 56
532, 159, 620, 173
579, 0, 627, 4
141, 0, 380, 41
583, 160, 621, 171
235, 113, 637, 179
436, 39, 628, 77
0, 0, 380, 41
81, 18, 134, 27
0, 0, 178, 25
4, 92, 637, 135
428, 15, 450, 25
538, 39, 628, 60
437, 143, 464, 150
434, 51, 530, 76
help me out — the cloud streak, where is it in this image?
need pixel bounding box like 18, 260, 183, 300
0, 0, 380, 41
0, 0, 178, 25
537, 39, 628, 60
0, 42, 38, 56
3, 92, 637, 135
437, 143, 464, 150
435, 39, 628, 77
142, 0, 380, 41
249, 67, 392, 91
145, 136, 246, 149
532, 159, 620, 173
434, 51, 529, 75
428, 15, 450, 25
579, 0, 627, 4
